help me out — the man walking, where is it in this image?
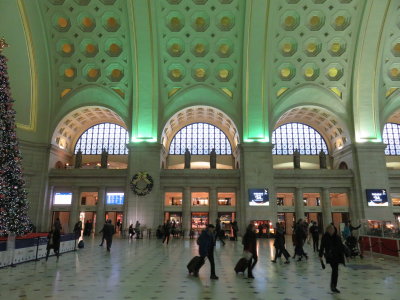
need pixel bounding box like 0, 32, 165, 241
198, 224, 219, 279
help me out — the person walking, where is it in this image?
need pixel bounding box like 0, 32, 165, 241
162, 220, 171, 244
294, 219, 308, 261
197, 224, 219, 279
319, 224, 348, 293
271, 222, 290, 264
128, 224, 135, 239
309, 221, 320, 252
242, 223, 258, 278
73, 221, 82, 240
46, 222, 61, 261
134, 220, 141, 239
215, 218, 226, 246
102, 219, 115, 252
231, 220, 239, 241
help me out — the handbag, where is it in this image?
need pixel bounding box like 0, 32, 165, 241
243, 250, 253, 261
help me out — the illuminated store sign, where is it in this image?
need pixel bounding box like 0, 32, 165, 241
54, 192, 72, 205
249, 189, 269, 206
366, 189, 388, 207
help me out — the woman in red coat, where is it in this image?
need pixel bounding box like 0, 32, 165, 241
242, 223, 258, 278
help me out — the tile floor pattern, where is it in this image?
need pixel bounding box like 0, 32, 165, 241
0, 236, 399, 300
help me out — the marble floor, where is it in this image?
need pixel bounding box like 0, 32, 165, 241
0, 236, 399, 300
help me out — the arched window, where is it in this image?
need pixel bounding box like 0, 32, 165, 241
383, 123, 400, 155
74, 123, 129, 155
169, 123, 232, 155
272, 123, 328, 155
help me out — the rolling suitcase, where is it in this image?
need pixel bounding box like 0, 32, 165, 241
234, 257, 248, 274
187, 256, 205, 275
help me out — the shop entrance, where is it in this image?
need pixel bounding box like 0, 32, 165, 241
332, 212, 349, 231
252, 220, 274, 238
105, 212, 124, 233
51, 211, 70, 233
191, 212, 208, 233
277, 213, 295, 234
218, 212, 235, 236
80, 212, 96, 236
305, 212, 323, 233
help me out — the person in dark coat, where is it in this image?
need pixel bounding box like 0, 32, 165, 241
198, 224, 218, 279
231, 220, 239, 241
100, 220, 114, 251
215, 218, 226, 246
162, 220, 171, 244
128, 224, 135, 239
293, 219, 308, 261
271, 222, 290, 264
242, 223, 258, 278
319, 224, 348, 293
73, 221, 82, 240
46, 223, 61, 261
309, 221, 320, 252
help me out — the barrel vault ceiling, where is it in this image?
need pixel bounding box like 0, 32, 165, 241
31, 0, 400, 149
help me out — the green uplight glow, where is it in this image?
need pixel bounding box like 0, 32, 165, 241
131, 137, 158, 143
244, 137, 269, 143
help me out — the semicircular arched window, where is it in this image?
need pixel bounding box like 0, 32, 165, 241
383, 123, 400, 155
272, 123, 328, 155
169, 123, 232, 155
74, 123, 129, 155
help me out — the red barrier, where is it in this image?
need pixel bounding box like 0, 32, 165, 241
380, 238, 399, 257
0, 233, 47, 241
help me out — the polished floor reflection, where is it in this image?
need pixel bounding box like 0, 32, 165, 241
0, 236, 398, 300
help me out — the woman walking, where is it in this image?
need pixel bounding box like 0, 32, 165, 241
319, 224, 348, 293
271, 222, 290, 264
242, 223, 258, 279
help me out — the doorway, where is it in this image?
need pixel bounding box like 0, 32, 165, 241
105, 212, 123, 232
51, 211, 70, 233
80, 212, 96, 236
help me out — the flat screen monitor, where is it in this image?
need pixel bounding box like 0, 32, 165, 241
366, 189, 388, 206
249, 189, 269, 206
54, 192, 72, 205
106, 193, 124, 205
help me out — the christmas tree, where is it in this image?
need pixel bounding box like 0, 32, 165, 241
0, 38, 30, 236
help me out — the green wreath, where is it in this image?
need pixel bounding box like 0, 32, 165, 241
130, 172, 154, 196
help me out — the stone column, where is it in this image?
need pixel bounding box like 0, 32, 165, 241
96, 187, 106, 234
321, 187, 332, 229
294, 187, 304, 222
126, 143, 161, 230
42, 185, 54, 231
209, 187, 217, 225
69, 186, 80, 232
240, 143, 276, 233
182, 187, 191, 237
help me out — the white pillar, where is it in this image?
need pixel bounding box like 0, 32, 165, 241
69, 186, 80, 232
321, 187, 332, 229
294, 187, 304, 221
182, 187, 191, 237
96, 187, 106, 234
209, 187, 217, 225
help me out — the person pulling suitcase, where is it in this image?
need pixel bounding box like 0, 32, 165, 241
196, 224, 219, 279
241, 223, 258, 279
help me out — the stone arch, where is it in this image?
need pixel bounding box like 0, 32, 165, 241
51, 85, 129, 138
272, 85, 351, 153
161, 105, 240, 169
161, 105, 240, 153
161, 84, 240, 138
51, 105, 127, 154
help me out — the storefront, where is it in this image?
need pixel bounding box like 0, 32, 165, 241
191, 212, 208, 231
